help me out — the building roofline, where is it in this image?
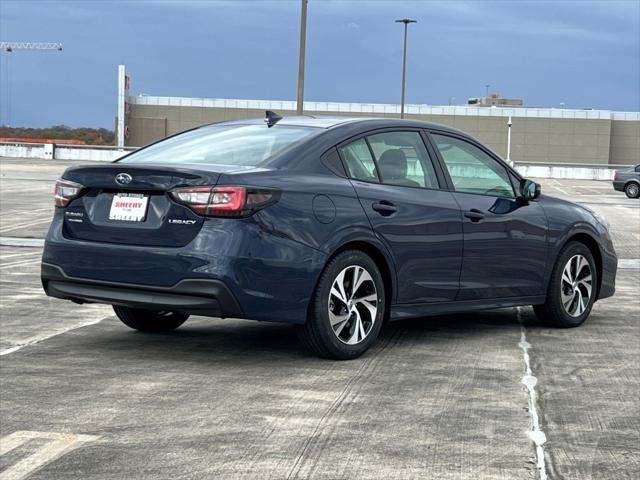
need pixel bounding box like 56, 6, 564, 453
204, 116, 460, 130
128, 95, 640, 122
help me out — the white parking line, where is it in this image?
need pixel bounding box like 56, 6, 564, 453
0, 258, 41, 270
0, 218, 51, 234
0, 176, 57, 182
0, 207, 52, 218
0, 317, 107, 356
0, 251, 41, 260
0, 431, 99, 480
0, 237, 45, 247
578, 194, 633, 198
618, 259, 640, 270
517, 307, 548, 480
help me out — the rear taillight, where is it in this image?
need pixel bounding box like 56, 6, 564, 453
170, 186, 279, 217
613, 171, 619, 180
54, 179, 84, 207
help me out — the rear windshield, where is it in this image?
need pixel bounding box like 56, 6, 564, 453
119, 124, 316, 166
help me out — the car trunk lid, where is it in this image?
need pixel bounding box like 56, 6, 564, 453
60, 164, 224, 247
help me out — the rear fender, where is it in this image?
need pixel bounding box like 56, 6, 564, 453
320, 228, 398, 304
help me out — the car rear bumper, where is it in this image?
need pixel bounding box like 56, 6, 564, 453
612, 180, 625, 192
42, 214, 328, 324
42, 263, 244, 318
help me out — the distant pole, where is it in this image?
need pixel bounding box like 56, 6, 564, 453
117, 65, 126, 148
296, 0, 308, 115
395, 18, 417, 119
485, 84, 490, 97
506, 115, 513, 166
2, 53, 10, 125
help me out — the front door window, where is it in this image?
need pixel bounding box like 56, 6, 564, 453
431, 134, 514, 198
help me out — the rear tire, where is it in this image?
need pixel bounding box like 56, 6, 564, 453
113, 306, 189, 332
533, 241, 597, 328
624, 182, 640, 199
298, 250, 385, 360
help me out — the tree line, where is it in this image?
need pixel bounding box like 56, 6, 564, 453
0, 125, 116, 145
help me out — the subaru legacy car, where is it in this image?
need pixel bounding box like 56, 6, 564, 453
42, 115, 617, 359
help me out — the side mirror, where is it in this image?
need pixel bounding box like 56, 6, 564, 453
520, 179, 541, 201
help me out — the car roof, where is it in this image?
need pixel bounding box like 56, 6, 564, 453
213, 115, 464, 134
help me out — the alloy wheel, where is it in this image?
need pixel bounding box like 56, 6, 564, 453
328, 265, 378, 345
560, 254, 593, 317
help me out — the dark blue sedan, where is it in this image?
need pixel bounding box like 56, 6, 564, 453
42, 115, 617, 359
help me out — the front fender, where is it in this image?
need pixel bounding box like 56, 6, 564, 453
539, 195, 612, 289
547, 220, 615, 298
552, 222, 602, 256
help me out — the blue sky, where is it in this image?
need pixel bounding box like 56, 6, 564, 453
1, 0, 639, 128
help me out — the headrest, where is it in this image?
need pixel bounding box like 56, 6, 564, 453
378, 149, 407, 180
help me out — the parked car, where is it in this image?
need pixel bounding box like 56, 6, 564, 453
42, 115, 617, 359
612, 164, 640, 198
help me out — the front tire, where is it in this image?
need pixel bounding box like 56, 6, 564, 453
298, 250, 385, 360
534, 241, 597, 328
624, 182, 640, 199
113, 306, 189, 332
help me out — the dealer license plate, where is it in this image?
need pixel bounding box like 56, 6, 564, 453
109, 193, 149, 222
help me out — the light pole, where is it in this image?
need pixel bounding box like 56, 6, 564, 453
485, 84, 490, 97
506, 115, 513, 166
296, 0, 308, 115
395, 18, 417, 119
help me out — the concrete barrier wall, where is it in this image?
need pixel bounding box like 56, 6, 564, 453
0, 141, 623, 180
439, 161, 620, 180
0, 143, 136, 162
514, 163, 619, 180
54, 146, 134, 162
0, 143, 46, 159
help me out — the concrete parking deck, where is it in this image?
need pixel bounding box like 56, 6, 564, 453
0, 158, 638, 479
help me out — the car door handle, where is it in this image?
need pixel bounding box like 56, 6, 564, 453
464, 209, 485, 222
372, 201, 397, 216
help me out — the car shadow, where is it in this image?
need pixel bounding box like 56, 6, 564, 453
58, 307, 541, 366
379, 306, 545, 344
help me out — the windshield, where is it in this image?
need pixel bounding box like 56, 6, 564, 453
119, 124, 316, 166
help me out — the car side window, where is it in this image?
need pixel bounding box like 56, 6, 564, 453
367, 131, 439, 189
635, 165, 640, 173
338, 138, 380, 182
431, 133, 515, 198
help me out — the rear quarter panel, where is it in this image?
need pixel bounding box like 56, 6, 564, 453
217, 168, 394, 308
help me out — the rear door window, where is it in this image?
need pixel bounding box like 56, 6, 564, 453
338, 138, 380, 182
367, 131, 439, 189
